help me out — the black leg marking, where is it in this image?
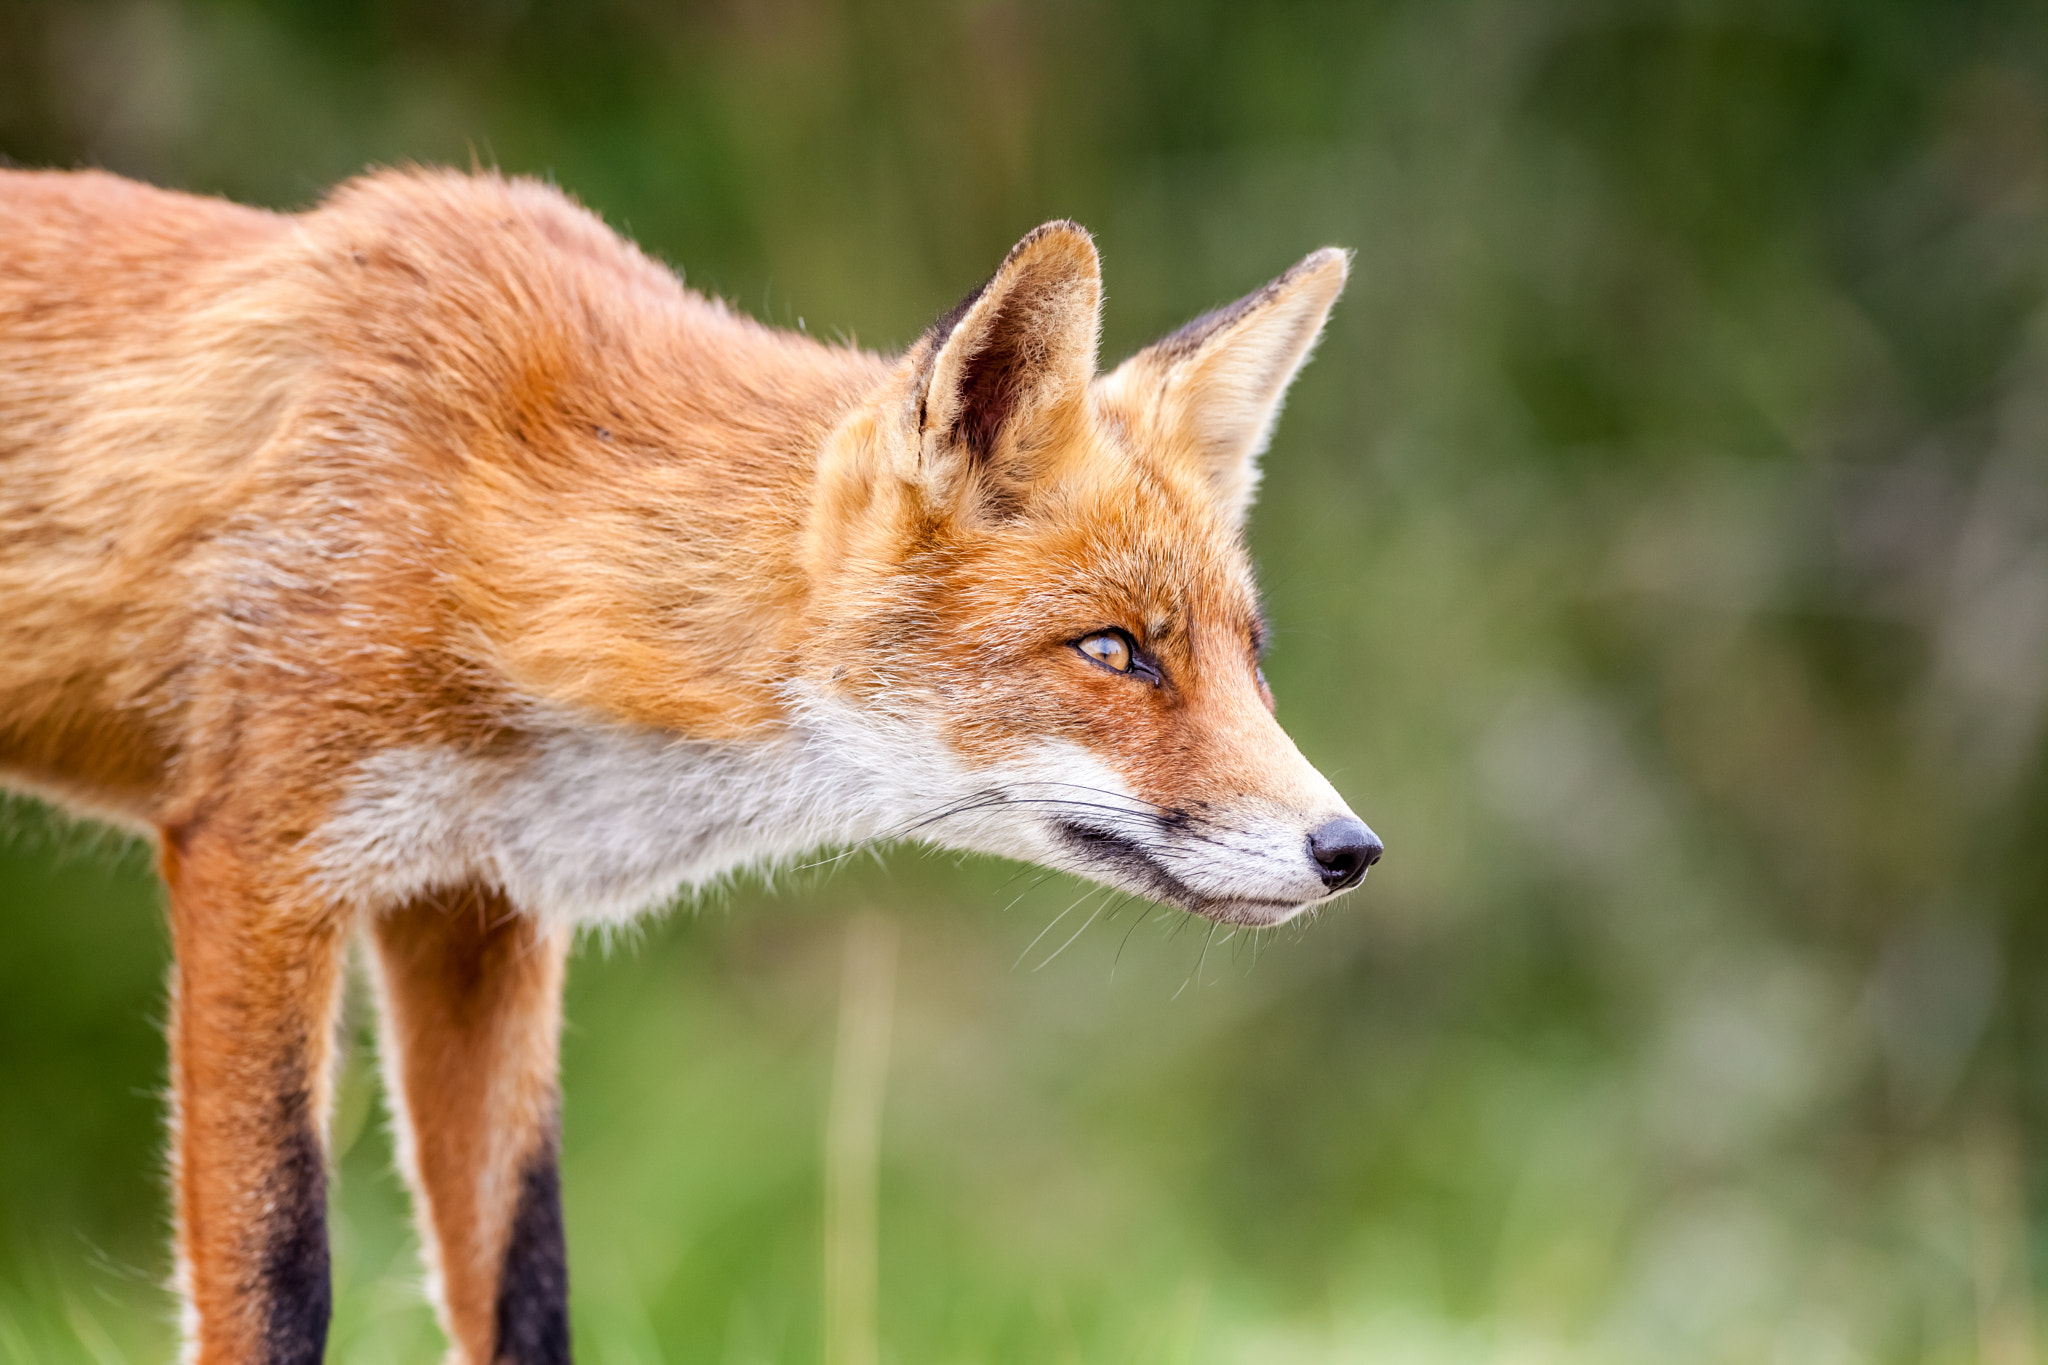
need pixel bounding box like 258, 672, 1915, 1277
494, 1133, 571, 1365
260, 1115, 332, 1365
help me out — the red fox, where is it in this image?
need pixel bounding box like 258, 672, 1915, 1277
0, 166, 1379, 1364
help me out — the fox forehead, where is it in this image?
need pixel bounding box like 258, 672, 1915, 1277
920, 430, 1264, 660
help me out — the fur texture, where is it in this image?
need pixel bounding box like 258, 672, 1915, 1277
0, 166, 1374, 1363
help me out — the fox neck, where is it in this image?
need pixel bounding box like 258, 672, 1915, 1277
451, 319, 898, 743
315, 341, 956, 920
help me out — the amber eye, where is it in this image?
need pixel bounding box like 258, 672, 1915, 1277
1075, 631, 1134, 673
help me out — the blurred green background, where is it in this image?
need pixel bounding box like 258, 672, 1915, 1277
5, 0, 2048, 1360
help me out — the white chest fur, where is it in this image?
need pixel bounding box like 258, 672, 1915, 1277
311, 700, 956, 922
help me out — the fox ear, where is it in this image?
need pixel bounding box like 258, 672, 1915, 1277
913, 221, 1102, 513
1106, 248, 1349, 526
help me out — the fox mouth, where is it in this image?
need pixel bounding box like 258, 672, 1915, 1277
1050, 819, 1311, 925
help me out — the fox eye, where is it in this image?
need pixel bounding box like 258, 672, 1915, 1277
1076, 631, 1134, 673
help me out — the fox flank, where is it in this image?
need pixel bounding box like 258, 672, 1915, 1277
0, 167, 1379, 1365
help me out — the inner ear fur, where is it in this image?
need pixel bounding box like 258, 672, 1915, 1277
1105, 247, 1350, 526
914, 221, 1102, 513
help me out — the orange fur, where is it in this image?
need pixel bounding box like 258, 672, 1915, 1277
0, 166, 1373, 1363
370, 890, 569, 1362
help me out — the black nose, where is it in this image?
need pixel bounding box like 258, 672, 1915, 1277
1307, 817, 1381, 891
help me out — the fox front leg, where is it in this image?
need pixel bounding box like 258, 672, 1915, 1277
368, 887, 571, 1365
161, 820, 350, 1365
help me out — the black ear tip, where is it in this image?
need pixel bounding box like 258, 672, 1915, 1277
928, 223, 1102, 351
1017, 218, 1093, 247
1001, 220, 1101, 276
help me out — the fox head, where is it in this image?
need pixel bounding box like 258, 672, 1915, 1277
801, 221, 1379, 926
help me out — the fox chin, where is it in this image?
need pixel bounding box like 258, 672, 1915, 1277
0, 164, 1380, 1365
